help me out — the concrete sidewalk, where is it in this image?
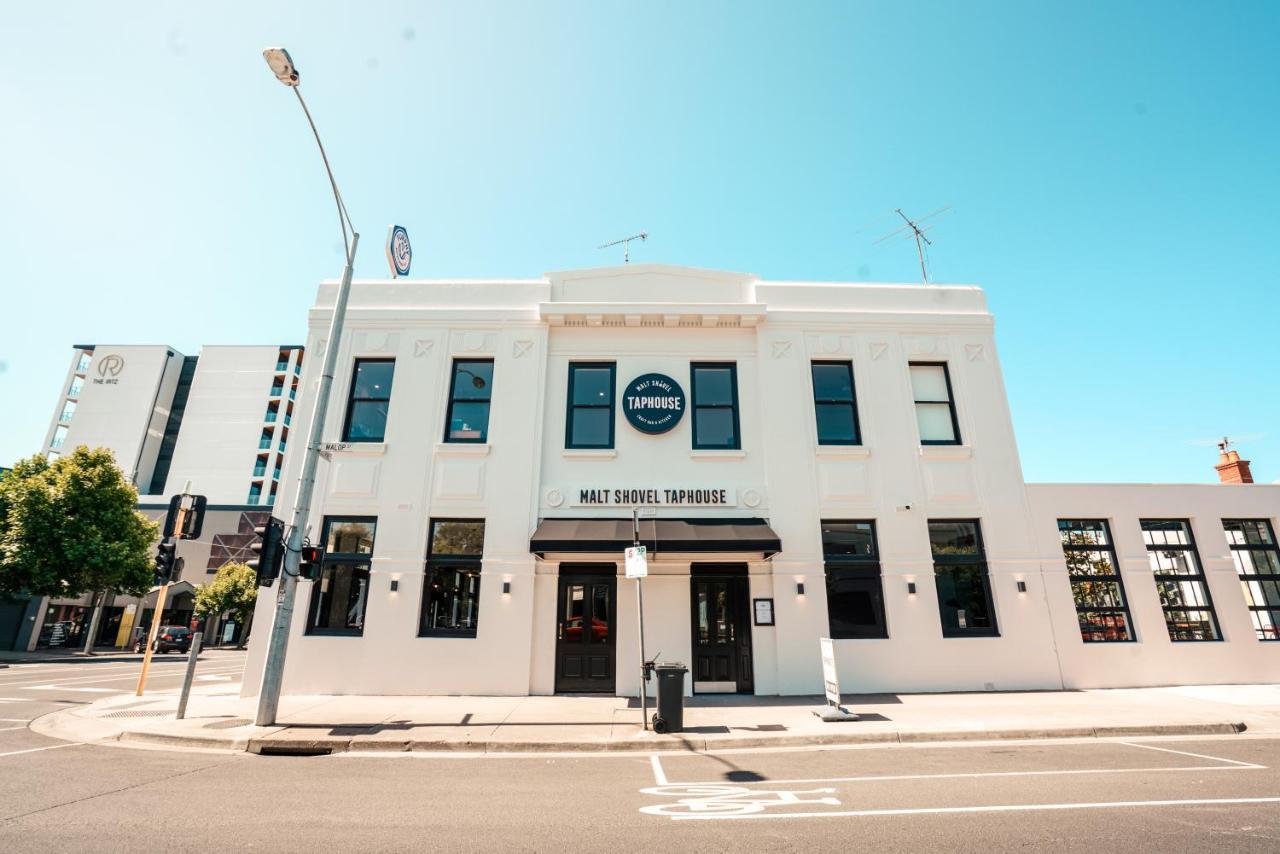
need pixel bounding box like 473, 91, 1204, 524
31, 682, 1280, 755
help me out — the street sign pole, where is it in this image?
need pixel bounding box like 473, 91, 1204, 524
629, 507, 650, 731
135, 580, 168, 696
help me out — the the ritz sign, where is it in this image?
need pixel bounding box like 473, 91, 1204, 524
92, 354, 125, 385
623, 373, 686, 434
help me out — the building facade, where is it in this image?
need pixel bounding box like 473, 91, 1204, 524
11, 344, 304, 651
237, 265, 1278, 699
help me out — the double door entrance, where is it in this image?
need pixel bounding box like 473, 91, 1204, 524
553, 563, 754, 695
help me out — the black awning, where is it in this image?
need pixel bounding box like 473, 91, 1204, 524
530, 517, 781, 557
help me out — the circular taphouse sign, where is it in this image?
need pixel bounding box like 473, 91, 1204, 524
623, 373, 686, 434
386, 224, 412, 277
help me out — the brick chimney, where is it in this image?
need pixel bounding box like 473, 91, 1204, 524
1215, 447, 1254, 484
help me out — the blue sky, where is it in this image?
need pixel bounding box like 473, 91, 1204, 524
2, 1, 1277, 482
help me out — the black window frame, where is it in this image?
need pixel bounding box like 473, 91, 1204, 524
1058, 519, 1135, 643
341, 358, 395, 443
443, 358, 494, 444
565, 362, 616, 450
929, 519, 999, 638
1224, 518, 1280, 642
810, 361, 861, 446
690, 362, 741, 450
909, 361, 962, 446
1141, 519, 1221, 642
822, 520, 886, 639
419, 518, 485, 638
306, 516, 377, 637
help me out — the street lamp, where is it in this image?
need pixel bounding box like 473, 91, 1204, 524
254, 47, 360, 727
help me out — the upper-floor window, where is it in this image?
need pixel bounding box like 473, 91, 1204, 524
566, 363, 615, 449
1224, 519, 1280, 641
929, 520, 997, 637
822, 520, 886, 638
68, 377, 84, 398
51, 425, 68, 450
445, 359, 493, 443
342, 359, 395, 442
307, 517, 376, 636
691, 363, 740, 450
1058, 519, 1133, 642
811, 361, 860, 445
1141, 520, 1220, 641
59, 400, 77, 423
909, 362, 960, 445
420, 519, 485, 638
76, 352, 91, 372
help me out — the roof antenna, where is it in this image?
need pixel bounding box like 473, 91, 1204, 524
874, 206, 951, 283
598, 231, 648, 264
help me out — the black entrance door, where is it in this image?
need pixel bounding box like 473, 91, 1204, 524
690, 565, 753, 693
555, 568, 617, 693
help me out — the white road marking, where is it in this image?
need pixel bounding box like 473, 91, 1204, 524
1120, 741, 1265, 768
0, 697, 73, 704
196, 675, 232, 682
658, 796, 1280, 821
22, 685, 116, 693
0, 742, 84, 759
650, 754, 669, 785
661, 764, 1259, 788
0, 718, 31, 722
0, 725, 28, 732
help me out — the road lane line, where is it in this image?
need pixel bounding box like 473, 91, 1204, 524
650, 755, 669, 785
0, 725, 28, 732
1120, 741, 1265, 768
664, 764, 1261, 787
0, 718, 31, 722
0, 665, 245, 690
22, 685, 116, 693
662, 796, 1280, 821
0, 742, 84, 759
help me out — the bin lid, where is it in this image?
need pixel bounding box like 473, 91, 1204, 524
655, 662, 687, 670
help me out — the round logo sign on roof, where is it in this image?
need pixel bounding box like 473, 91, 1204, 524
386, 224, 412, 277
622, 373, 685, 434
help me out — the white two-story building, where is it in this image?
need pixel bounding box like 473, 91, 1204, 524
241, 264, 1279, 698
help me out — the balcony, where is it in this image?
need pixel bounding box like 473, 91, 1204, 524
258, 438, 272, 450
272, 469, 282, 480
264, 411, 278, 423
58, 412, 73, 423
276, 361, 289, 372
283, 414, 292, 427
288, 388, 297, 401
270, 385, 284, 397
253, 463, 267, 477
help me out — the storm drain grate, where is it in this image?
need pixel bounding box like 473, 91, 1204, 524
102, 709, 173, 719
204, 718, 253, 730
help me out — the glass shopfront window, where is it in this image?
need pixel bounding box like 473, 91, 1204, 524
930, 520, 997, 637
307, 517, 376, 636
822, 520, 886, 639
420, 519, 485, 637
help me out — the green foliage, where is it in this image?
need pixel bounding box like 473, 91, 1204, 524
195, 562, 258, 629
0, 447, 158, 599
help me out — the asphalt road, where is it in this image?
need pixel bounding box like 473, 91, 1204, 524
2, 655, 1279, 852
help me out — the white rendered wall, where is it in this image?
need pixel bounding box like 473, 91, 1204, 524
1027, 483, 1280, 688
161, 346, 290, 504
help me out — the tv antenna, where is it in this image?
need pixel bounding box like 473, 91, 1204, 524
873, 206, 952, 283
1187, 433, 1264, 450
598, 231, 648, 264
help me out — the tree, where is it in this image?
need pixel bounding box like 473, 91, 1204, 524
195, 562, 258, 647
0, 447, 158, 599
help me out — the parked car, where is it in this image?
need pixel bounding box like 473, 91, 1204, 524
133, 626, 192, 654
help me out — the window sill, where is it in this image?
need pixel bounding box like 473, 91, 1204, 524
322, 442, 386, 457
816, 446, 870, 459
304, 630, 365, 638
918, 445, 972, 461
562, 448, 617, 460
417, 631, 479, 639
690, 449, 746, 460
434, 442, 491, 458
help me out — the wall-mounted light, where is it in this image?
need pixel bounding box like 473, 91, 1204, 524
502, 581, 511, 595
389, 578, 399, 592
796, 582, 805, 596
907, 581, 917, 595
1016, 580, 1027, 593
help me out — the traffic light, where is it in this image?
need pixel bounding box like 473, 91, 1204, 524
248, 517, 285, 587
154, 539, 177, 585
299, 545, 323, 581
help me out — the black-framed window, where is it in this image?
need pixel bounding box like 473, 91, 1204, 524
822, 520, 886, 639
1057, 519, 1134, 643
444, 359, 494, 443
307, 517, 376, 636
691, 363, 740, 450
420, 519, 485, 637
1224, 519, 1280, 641
929, 520, 997, 637
909, 362, 960, 445
811, 361, 861, 445
566, 363, 615, 449
342, 359, 395, 442
1141, 520, 1220, 642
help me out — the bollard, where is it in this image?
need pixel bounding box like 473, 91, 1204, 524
175, 631, 203, 720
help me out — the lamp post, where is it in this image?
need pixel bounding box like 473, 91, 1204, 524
254, 47, 359, 726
